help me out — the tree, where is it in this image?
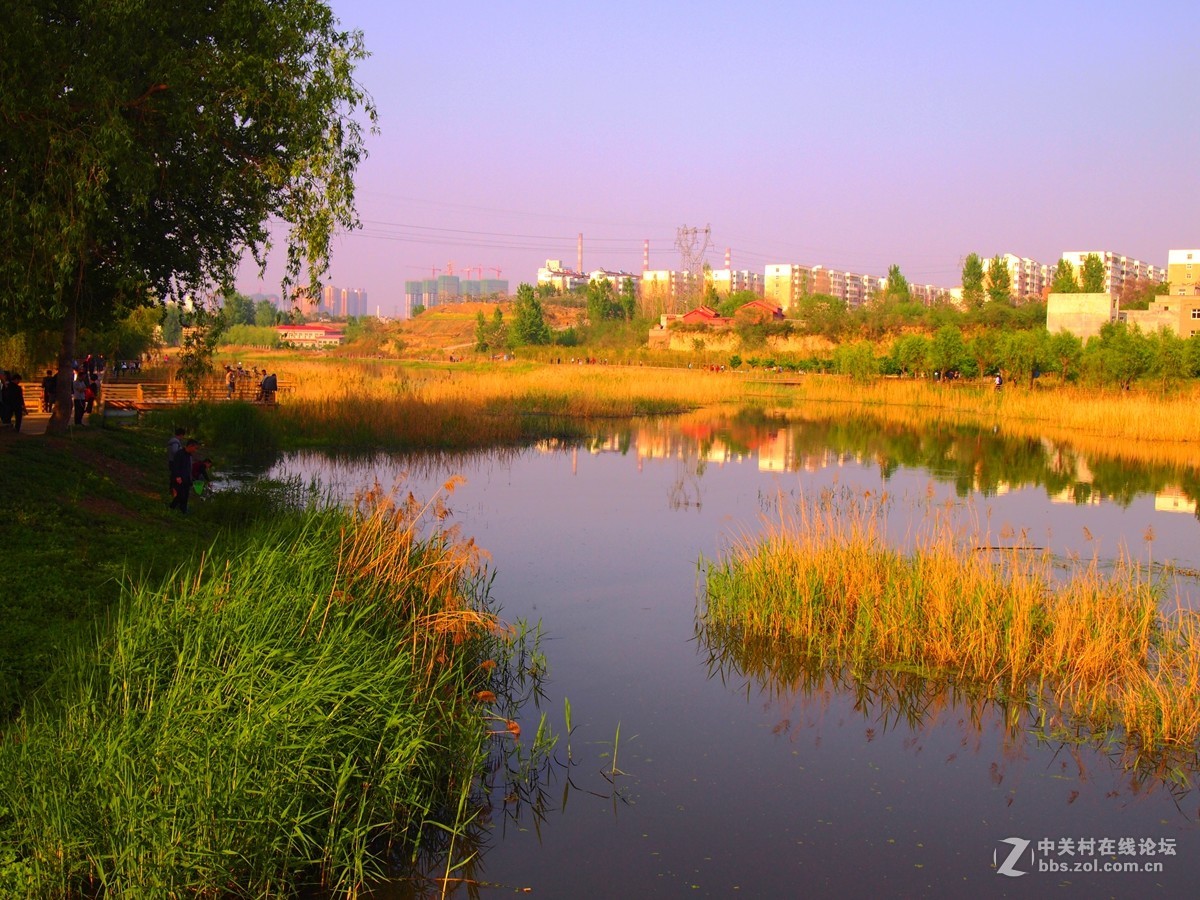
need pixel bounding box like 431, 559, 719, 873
1117, 277, 1167, 311
884, 264, 910, 301
986, 255, 1012, 304
1050, 259, 1079, 294
1082, 322, 1151, 389
619, 278, 638, 321
833, 341, 878, 381
1047, 330, 1083, 382
961, 253, 985, 309
161, 304, 183, 346
586, 277, 623, 324
998, 329, 1048, 388
511, 283, 551, 345
254, 300, 280, 328
927, 325, 967, 376
890, 334, 930, 376
1081, 254, 1107, 293
1, 1, 375, 431
474, 308, 506, 352
221, 291, 256, 328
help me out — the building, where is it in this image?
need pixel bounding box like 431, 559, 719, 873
319, 285, 368, 317
275, 323, 345, 348
1123, 296, 1200, 338
707, 268, 763, 297
1046, 293, 1118, 341
1060, 251, 1166, 298
1167, 249, 1200, 297
537, 259, 587, 293
640, 269, 698, 315
589, 269, 640, 291
989, 253, 1054, 300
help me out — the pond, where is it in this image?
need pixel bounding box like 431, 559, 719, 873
268, 409, 1200, 898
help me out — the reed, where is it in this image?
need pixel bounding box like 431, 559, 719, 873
0, 485, 535, 897
702, 490, 1200, 752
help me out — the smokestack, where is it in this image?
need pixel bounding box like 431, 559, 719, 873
644, 239, 650, 272
577, 233, 583, 275
725, 247, 731, 269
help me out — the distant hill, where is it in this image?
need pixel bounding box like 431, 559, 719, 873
391, 301, 584, 353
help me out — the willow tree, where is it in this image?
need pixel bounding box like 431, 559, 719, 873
0, 0, 375, 431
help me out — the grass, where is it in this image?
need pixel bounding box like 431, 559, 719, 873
701, 488, 1200, 753
0, 481, 541, 897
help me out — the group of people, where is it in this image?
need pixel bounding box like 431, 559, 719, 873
0, 371, 28, 432
166, 427, 214, 515
221, 364, 278, 403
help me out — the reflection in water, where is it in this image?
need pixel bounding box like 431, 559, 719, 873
265, 407, 1200, 896
593, 408, 1200, 515
696, 620, 1200, 817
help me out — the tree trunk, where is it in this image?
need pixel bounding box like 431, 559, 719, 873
47, 308, 76, 435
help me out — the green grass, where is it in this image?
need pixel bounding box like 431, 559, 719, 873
0, 475, 535, 896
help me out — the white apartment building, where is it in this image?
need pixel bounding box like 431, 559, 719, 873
536, 259, 587, 293
1060, 251, 1166, 297
992, 254, 1053, 299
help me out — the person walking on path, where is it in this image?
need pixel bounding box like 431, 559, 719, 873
169, 439, 199, 514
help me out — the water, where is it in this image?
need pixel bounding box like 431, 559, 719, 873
269, 411, 1200, 897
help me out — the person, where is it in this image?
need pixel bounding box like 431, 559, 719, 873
191, 456, 214, 497
2, 373, 26, 432
260, 371, 277, 403
994, 372, 1003, 391
225, 366, 236, 399
41, 370, 56, 413
86, 373, 100, 414
0, 372, 10, 427
169, 439, 199, 514
167, 427, 186, 495
72, 371, 88, 425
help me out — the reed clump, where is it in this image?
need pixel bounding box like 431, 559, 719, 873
0, 484, 522, 897
702, 490, 1200, 751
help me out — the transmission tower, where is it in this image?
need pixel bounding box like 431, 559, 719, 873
675, 224, 711, 311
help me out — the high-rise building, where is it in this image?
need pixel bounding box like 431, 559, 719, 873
1060, 251, 1165, 297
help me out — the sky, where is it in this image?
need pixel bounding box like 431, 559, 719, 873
236, 0, 1199, 316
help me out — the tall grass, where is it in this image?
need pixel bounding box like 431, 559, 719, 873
702, 490, 1200, 752
0, 485, 535, 897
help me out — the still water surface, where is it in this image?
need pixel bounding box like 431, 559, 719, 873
270, 412, 1200, 898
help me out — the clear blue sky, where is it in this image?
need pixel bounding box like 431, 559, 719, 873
238, 0, 1199, 315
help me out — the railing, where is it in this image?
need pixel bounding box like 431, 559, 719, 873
100, 380, 295, 414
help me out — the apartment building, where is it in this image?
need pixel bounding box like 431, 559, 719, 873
1060, 251, 1166, 297
707, 268, 763, 297
640, 269, 699, 315
992, 254, 1053, 299
536, 259, 588, 293
1167, 249, 1200, 296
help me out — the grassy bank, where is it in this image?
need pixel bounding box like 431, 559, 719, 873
701, 490, 1200, 753
0, 426, 211, 713
0, 476, 537, 896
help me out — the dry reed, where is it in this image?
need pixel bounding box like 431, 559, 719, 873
703, 489, 1200, 751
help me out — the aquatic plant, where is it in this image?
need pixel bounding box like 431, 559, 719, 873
702, 489, 1200, 752
0, 484, 545, 897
